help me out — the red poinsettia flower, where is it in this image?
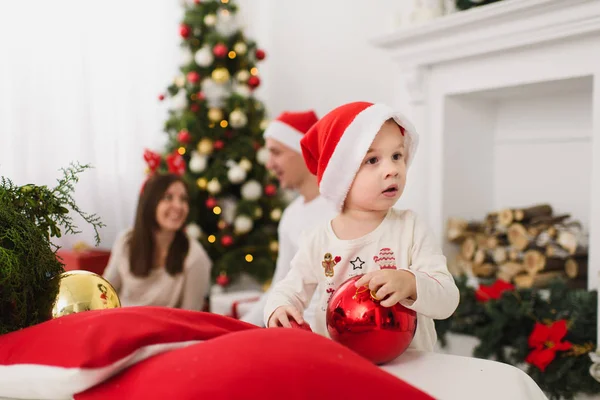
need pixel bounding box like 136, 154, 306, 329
166, 151, 186, 176
475, 279, 514, 302
525, 320, 572, 372
143, 149, 162, 174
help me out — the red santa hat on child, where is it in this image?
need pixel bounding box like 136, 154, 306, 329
263, 110, 319, 153
300, 101, 419, 211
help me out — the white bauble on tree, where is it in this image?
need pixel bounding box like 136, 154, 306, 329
207, 179, 221, 194
234, 215, 253, 234
215, 8, 238, 37
233, 83, 251, 99
204, 14, 217, 26
256, 147, 269, 165
220, 197, 237, 224
227, 165, 247, 184
185, 222, 202, 239
181, 48, 193, 65
201, 78, 230, 108
229, 109, 248, 128
236, 70, 250, 83
241, 180, 262, 201
189, 152, 207, 173
233, 42, 247, 55
171, 90, 188, 110
194, 46, 214, 67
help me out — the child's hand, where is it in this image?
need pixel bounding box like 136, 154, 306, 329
267, 305, 304, 328
355, 270, 417, 307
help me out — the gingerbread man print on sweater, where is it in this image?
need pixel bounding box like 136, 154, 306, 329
322, 252, 341, 277
373, 247, 397, 270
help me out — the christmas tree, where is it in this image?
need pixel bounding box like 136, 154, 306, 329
147, 0, 287, 287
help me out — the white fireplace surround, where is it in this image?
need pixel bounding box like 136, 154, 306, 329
372, 0, 600, 291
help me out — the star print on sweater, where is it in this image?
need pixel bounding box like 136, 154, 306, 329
350, 257, 365, 270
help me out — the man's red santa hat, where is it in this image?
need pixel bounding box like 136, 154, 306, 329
300, 101, 419, 211
263, 110, 319, 153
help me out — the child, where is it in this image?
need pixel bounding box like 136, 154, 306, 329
263, 101, 459, 352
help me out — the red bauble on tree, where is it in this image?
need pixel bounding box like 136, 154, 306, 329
326, 275, 417, 365
187, 71, 200, 84
247, 76, 261, 89
214, 140, 225, 150
190, 104, 200, 113
255, 49, 266, 60
264, 184, 277, 197
158, 94, 165, 101
221, 235, 233, 247
179, 24, 191, 38
216, 272, 230, 287
205, 197, 218, 209
177, 129, 191, 144
196, 91, 205, 101
213, 43, 228, 58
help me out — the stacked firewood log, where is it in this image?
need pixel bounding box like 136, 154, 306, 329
447, 204, 589, 289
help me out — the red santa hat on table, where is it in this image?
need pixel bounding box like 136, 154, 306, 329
300, 101, 419, 211
263, 110, 319, 153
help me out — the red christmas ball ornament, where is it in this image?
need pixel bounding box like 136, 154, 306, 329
247, 75, 261, 89
187, 71, 200, 84
326, 275, 417, 365
264, 184, 277, 197
213, 140, 224, 150
179, 24, 191, 39
252, 141, 261, 150
190, 104, 200, 113
205, 197, 218, 209
221, 235, 233, 247
197, 91, 205, 101
194, 0, 201, 4
216, 272, 230, 287
255, 49, 266, 60
213, 43, 228, 58
158, 94, 165, 101
177, 129, 191, 144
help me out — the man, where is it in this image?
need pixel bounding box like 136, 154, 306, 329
241, 110, 337, 327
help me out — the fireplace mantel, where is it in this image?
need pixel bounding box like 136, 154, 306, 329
372, 0, 600, 70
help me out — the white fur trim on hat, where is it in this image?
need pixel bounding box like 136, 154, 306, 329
263, 120, 303, 154
319, 104, 419, 211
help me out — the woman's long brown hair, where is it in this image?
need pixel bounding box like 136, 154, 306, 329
128, 173, 190, 277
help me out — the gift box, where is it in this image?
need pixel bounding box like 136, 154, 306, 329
210, 290, 262, 319
56, 248, 111, 276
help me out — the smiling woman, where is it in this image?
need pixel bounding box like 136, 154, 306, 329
102, 173, 213, 311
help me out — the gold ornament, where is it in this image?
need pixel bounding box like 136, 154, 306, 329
174, 75, 186, 88
270, 208, 282, 221
208, 108, 224, 122
236, 70, 250, 83
51, 270, 120, 319
233, 42, 247, 55
197, 177, 208, 189
262, 279, 272, 292
197, 138, 214, 155
211, 67, 230, 84
218, 220, 227, 230
269, 240, 279, 253
239, 158, 252, 172
254, 207, 263, 218
259, 119, 270, 131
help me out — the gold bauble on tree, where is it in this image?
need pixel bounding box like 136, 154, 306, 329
269, 240, 279, 253
197, 138, 214, 155
208, 108, 224, 122
211, 67, 230, 84
51, 270, 120, 319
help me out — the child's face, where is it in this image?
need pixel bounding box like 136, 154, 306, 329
344, 120, 406, 212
